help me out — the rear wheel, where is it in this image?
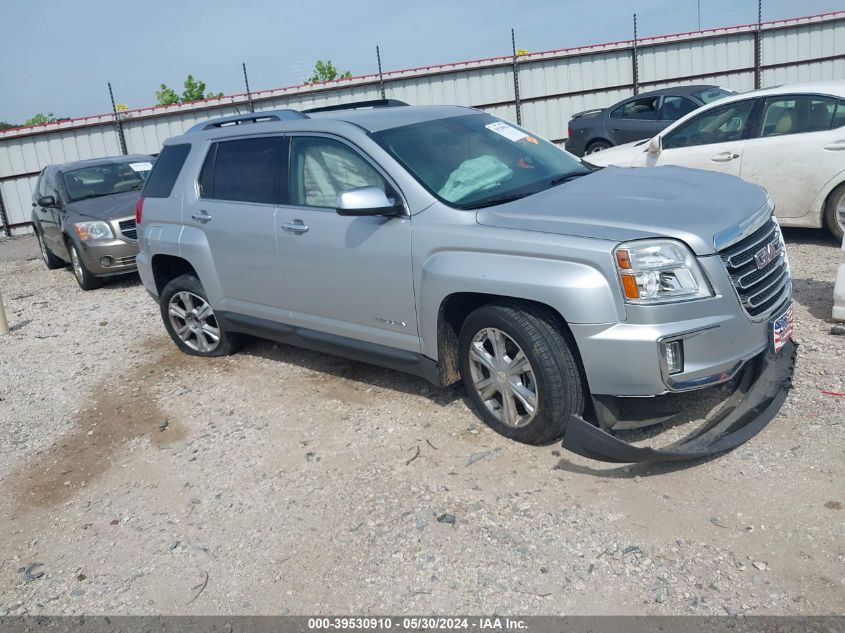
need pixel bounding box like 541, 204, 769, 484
69, 241, 102, 290
160, 274, 238, 357
458, 302, 585, 445
824, 184, 845, 242
585, 140, 612, 155
35, 227, 64, 270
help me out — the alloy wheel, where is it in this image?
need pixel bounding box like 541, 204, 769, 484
70, 246, 84, 282
37, 232, 49, 265
837, 194, 845, 234
467, 327, 539, 428
167, 291, 221, 353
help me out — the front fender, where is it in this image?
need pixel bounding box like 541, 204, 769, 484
417, 250, 622, 359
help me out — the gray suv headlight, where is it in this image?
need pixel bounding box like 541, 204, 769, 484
614, 239, 713, 304
73, 221, 114, 241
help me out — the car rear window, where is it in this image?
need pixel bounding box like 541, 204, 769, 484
143, 144, 190, 198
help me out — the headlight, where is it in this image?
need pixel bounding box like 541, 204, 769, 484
73, 221, 113, 241
614, 239, 712, 304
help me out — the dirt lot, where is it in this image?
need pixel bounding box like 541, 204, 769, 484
0, 230, 842, 616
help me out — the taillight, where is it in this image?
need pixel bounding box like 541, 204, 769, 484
135, 197, 144, 225
568, 125, 573, 138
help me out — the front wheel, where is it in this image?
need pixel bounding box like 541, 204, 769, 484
824, 184, 845, 242
585, 140, 612, 155
159, 274, 238, 357
458, 302, 585, 445
69, 241, 102, 290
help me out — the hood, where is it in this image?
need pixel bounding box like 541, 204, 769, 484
475, 166, 769, 255
583, 139, 649, 167
65, 190, 140, 221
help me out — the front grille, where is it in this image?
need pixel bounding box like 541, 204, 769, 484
119, 219, 137, 241
719, 219, 790, 319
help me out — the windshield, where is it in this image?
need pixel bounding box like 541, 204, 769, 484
692, 87, 736, 104
371, 113, 588, 209
62, 160, 152, 202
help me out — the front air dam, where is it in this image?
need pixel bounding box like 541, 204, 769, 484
561, 340, 797, 463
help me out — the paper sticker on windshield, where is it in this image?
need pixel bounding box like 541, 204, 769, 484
129, 162, 152, 172
485, 122, 527, 142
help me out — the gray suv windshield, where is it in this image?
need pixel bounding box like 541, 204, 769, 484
372, 113, 587, 209
62, 161, 151, 202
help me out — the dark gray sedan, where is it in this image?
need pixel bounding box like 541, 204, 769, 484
31, 155, 154, 290
564, 85, 734, 156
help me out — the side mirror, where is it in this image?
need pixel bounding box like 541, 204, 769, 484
647, 136, 662, 155
37, 195, 58, 208
336, 186, 403, 217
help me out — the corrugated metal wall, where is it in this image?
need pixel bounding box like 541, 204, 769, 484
1, 10, 843, 235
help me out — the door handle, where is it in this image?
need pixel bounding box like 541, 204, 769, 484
823, 140, 845, 151
281, 220, 309, 234
710, 151, 740, 162
191, 210, 212, 224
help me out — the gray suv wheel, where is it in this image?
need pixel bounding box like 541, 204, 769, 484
458, 302, 585, 445
160, 274, 238, 357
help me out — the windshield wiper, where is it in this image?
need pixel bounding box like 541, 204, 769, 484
549, 171, 589, 186
461, 192, 531, 210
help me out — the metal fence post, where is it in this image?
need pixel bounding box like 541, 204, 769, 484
0, 186, 9, 238
754, 0, 763, 89
511, 29, 522, 126
242, 62, 256, 112
632, 14, 639, 95
108, 82, 128, 155
376, 46, 386, 100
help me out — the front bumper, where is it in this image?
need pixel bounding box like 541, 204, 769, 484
561, 339, 797, 463
77, 238, 139, 276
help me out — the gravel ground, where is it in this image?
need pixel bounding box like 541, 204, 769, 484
0, 230, 842, 617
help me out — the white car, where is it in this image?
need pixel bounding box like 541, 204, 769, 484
585, 81, 845, 240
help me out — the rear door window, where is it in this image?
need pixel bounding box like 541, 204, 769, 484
758, 95, 840, 137
200, 136, 285, 204
143, 144, 190, 198
610, 96, 660, 120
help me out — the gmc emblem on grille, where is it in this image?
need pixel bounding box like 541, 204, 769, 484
754, 239, 780, 270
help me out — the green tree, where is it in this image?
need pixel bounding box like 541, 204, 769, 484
306, 60, 352, 84
156, 75, 224, 105
25, 112, 60, 125
0, 121, 14, 130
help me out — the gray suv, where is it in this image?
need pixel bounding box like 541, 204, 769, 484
32, 155, 153, 289
136, 102, 796, 463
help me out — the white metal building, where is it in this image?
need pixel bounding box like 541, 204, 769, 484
1, 10, 843, 235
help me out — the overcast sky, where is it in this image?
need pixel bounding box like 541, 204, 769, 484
1, 0, 842, 123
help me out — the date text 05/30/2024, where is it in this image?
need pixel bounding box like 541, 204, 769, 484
307, 618, 527, 630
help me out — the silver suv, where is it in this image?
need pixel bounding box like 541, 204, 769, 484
136, 102, 796, 463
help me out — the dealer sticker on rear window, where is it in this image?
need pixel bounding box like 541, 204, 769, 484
129, 162, 152, 172
485, 121, 528, 142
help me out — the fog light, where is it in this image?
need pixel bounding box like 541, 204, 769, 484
100, 256, 113, 267
661, 340, 684, 375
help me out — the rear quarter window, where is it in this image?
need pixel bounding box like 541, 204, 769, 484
143, 144, 191, 198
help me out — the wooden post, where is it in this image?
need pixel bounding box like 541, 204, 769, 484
0, 290, 9, 336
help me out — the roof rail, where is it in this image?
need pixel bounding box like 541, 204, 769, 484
186, 109, 308, 132
303, 99, 409, 114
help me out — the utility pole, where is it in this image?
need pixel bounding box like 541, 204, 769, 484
242, 62, 255, 112
108, 82, 128, 155
511, 29, 522, 126
697, 0, 701, 31
376, 46, 386, 99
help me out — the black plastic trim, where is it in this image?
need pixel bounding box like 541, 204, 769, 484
217, 311, 441, 385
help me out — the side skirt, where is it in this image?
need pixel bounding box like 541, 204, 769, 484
217, 311, 442, 386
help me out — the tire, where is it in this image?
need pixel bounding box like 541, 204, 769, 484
68, 240, 102, 290
458, 302, 585, 445
585, 140, 612, 155
35, 226, 64, 270
159, 273, 238, 357
824, 184, 845, 242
